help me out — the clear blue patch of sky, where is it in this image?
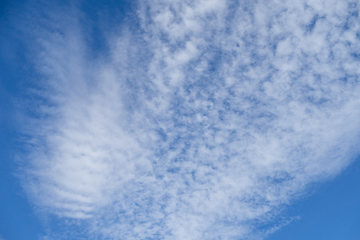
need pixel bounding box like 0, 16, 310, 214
0, 1, 45, 239
0, 72, 45, 240
266, 158, 360, 240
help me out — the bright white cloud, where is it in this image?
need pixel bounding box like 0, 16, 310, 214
21, 0, 360, 239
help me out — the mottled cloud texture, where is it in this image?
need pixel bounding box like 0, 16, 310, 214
21, 0, 360, 239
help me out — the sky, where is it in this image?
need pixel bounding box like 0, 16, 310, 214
0, 0, 360, 239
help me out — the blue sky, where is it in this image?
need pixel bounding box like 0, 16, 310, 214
1, 0, 360, 239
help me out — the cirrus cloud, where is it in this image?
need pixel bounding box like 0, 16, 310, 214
20, 0, 360, 239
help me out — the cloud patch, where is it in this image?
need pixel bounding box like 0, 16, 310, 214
20, 0, 360, 239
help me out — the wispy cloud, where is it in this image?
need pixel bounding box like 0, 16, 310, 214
20, 0, 360, 239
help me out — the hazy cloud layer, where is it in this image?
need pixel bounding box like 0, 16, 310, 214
21, 0, 360, 239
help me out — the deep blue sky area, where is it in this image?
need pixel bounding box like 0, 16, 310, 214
0, 1, 43, 239
266, 159, 360, 240
1, 0, 360, 239
0, 49, 44, 238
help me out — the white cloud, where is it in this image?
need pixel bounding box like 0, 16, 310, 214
20, 0, 360, 239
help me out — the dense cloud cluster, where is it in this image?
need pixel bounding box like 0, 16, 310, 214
22, 0, 360, 239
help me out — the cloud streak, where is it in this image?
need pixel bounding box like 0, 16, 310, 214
20, 0, 360, 239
